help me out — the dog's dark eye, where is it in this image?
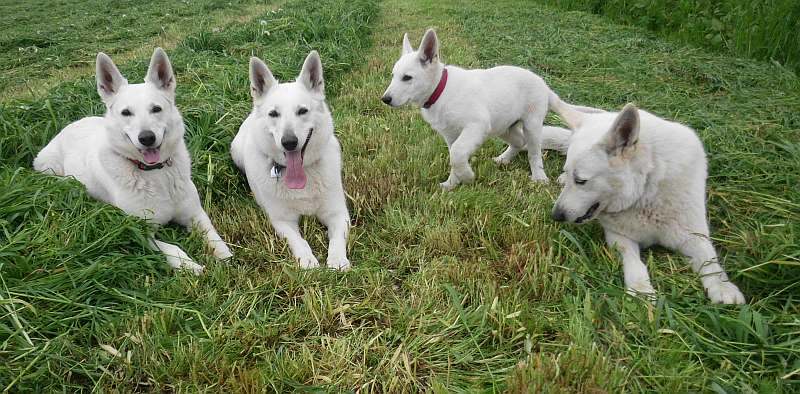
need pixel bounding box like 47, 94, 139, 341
575, 178, 587, 185
297, 107, 308, 115
401, 75, 412, 82
121, 109, 132, 117
268, 110, 279, 118
151, 105, 162, 113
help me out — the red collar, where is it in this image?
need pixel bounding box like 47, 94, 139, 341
423, 68, 448, 109
127, 157, 172, 171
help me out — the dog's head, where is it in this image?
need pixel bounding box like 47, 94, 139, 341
381, 29, 444, 107
96, 48, 184, 165
552, 104, 651, 224
247, 51, 331, 189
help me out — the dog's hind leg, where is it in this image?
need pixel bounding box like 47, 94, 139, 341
442, 124, 488, 190
150, 238, 204, 275
522, 111, 550, 182
33, 140, 65, 175
677, 235, 745, 304
494, 122, 525, 165
271, 217, 319, 269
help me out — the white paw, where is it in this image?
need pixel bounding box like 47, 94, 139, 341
530, 172, 549, 183
439, 179, 459, 191
327, 255, 351, 271
493, 155, 512, 165
297, 254, 320, 269
626, 280, 656, 301
213, 243, 233, 260
167, 256, 204, 275
706, 281, 745, 304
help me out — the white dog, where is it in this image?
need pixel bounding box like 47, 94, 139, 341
33, 48, 232, 274
550, 102, 745, 304
381, 28, 584, 190
231, 51, 350, 270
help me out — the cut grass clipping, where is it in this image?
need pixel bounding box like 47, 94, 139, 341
1, 0, 799, 391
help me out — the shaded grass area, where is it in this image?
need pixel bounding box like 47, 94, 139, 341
536, 0, 800, 73
0, 0, 265, 94
0, 0, 798, 391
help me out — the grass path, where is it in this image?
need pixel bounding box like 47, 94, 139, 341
1, 0, 799, 391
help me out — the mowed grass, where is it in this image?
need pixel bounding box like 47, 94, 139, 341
1, 0, 799, 391
0, 0, 272, 97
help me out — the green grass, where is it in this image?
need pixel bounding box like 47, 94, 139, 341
535, 0, 800, 74
1, 0, 799, 391
0, 0, 271, 96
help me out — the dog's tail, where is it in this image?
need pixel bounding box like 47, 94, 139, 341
541, 126, 572, 153
547, 90, 604, 131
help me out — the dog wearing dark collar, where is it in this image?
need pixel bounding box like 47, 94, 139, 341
34, 48, 232, 274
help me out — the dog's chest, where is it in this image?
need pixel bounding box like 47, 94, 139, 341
268, 167, 332, 214
113, 167, 188, 224
600, 202, 679, 247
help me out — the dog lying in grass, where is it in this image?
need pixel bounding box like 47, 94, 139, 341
380, 28, 591, 190
33, 48, 232, 274
231, 51, 350, 270
551, 102, 745, 304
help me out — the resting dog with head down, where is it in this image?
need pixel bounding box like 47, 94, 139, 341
231, 51, 350, 270
381, 28, 588, 190
33, 48, 233, 274
550, 102, 745, 304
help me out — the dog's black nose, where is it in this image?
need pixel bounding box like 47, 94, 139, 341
381, 95, 392, 105
551, 208, 566, 222
138, 130, 156, 147
281, 135, 298, 151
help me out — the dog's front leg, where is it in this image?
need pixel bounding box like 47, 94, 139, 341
605, 230, 656, 299
441, 125, 487, 190
175, 201, 233, 260
271, 219, 319, 269
150, 238, 204, 275
678, 235, 745, 304
320, 211, 350, 271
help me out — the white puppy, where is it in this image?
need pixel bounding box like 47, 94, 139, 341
381, 28, 582, 190
551, 102, 745, 304
231, 51, 350, 270
33, 48, 232, 274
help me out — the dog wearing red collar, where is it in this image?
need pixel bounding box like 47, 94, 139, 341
231, 51, 350, 270
381, 28, 592, 190
33, 48, 232, 274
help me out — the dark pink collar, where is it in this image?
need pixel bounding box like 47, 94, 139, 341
127, 157, 172, 171
423, 68, 448, 109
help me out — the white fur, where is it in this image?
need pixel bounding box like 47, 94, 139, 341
381, 29, 578, 190
231, 51, 350, 270
551, 103, 745, 304
33, 48, 232, 274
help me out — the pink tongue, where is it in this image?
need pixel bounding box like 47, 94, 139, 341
142, 148, 160, 164
284, 151, 306, 189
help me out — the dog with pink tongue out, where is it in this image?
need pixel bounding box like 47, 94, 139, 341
231, 51, 350, 270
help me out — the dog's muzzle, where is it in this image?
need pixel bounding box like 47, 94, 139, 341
574, 202, 600, 224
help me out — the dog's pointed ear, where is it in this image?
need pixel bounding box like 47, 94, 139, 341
603, 103, 640, 156
298, 50, 324, 96
402, 33, 413, 55
249, 56, 276, 100
95, 52, 127, 104
418, 28, 439, 65
145, 48, 176, 96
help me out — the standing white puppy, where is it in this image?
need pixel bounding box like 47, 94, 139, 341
33, 48, 232, 274
551, 102, 745, 304
231, 51, 350, 270
381, 28, 582, 190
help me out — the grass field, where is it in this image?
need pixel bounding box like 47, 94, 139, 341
1, 0, 799, 391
